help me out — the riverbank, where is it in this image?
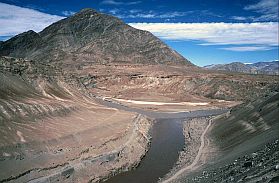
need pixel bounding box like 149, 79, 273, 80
0, 112, 153, 183
161, 93, 279, 183
91, 114, 153, 183
160, 117, 217, 183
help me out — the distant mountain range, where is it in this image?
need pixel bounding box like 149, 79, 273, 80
204, 61, 279, 75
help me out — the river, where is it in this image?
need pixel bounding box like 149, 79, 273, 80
97, 98, 227, 183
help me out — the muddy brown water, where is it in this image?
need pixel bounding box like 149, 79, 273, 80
104, 118, 184, 183
97, 98, 228, 183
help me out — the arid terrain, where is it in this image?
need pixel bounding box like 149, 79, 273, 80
162, 93, 279, 183
0, 8, 278, 183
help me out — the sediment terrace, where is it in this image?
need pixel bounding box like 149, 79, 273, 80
80, 64, 279, 102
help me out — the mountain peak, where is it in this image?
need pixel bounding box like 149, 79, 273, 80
75, 8, 99, 16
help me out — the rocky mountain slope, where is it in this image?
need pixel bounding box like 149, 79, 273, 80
204, 61, 279, 75
173, 93, 279, 182
0, 9, 191, 66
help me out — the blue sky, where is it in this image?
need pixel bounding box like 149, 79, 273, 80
0, 0, 278, 66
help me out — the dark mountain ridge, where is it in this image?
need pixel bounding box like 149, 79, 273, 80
0, 8, 191, 66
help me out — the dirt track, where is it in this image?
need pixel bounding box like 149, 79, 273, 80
162, 118, 213, 183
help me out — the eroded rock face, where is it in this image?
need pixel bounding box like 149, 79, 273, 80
0, 9, 191, 66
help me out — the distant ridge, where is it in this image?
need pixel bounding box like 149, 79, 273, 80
0, 8, 192, 66
204, 61, 279, 75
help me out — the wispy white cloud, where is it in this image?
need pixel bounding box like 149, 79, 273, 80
251, 13, 278, 21
129, 22, 279, 51
238, 0, 279, 21
130, 13, 156, 18
198, 10, 222, 18
0, 3, 64, 38
231, 16, 250, 21
62, 10, 76, 16
129, 9, 141, 14
107, 9, 221, 19
244, 0, 278, 14
221, 46, 273, 51
158, 11, 193, 18
107, 9, 194, 19
100, 0, 141, 5
108, 8, 121, 15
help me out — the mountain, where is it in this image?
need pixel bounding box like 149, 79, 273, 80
0, 8, 191, 66
204, 61, 279, 75
204, 62, 252, 73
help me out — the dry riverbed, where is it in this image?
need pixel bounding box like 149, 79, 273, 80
102, 97, 239, 113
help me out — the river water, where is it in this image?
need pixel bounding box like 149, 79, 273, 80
105, 118, 184, 183
97, 98, 227, 183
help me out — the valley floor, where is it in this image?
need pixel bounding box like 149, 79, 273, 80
1, 57, 279, 183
